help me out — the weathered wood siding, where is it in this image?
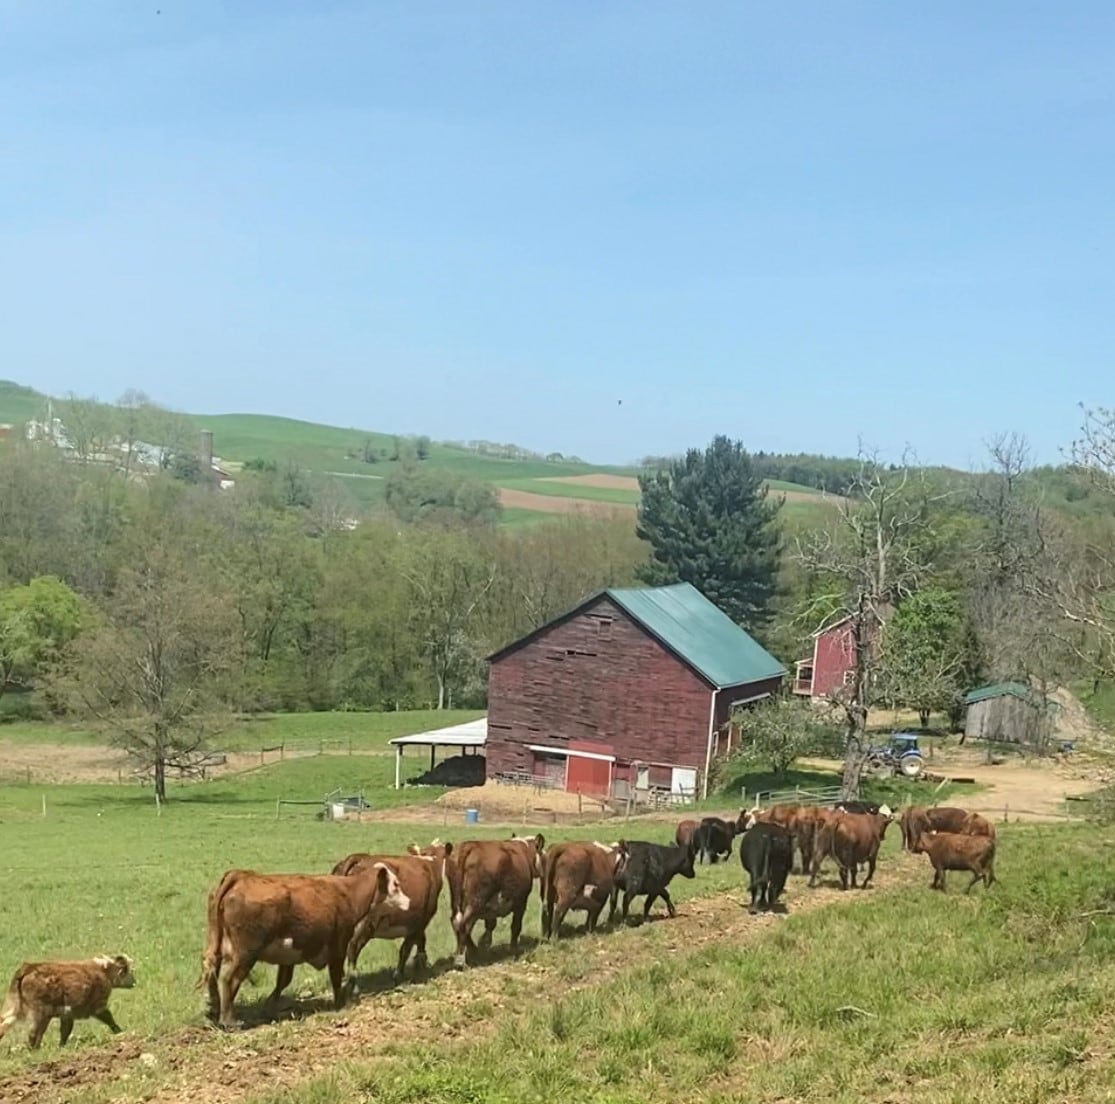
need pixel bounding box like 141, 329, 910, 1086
486, 596, 714, 776
811, 620, 856, 700
964, 696, 1046, 746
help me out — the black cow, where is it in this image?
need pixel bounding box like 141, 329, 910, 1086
610, 840, 695, 921
835, 800, 880, 815
739, 822, 793, 914
693, 816, 736, 864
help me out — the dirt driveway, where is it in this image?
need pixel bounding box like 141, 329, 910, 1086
800, 752, 1100, 822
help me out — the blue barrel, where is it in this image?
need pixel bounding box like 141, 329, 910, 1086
465, 808, 479, 824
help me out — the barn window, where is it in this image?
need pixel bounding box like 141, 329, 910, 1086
843, 669, 856, 686
595, 617, 613, 641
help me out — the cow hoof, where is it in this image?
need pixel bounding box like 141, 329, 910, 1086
454, 953, 468, 970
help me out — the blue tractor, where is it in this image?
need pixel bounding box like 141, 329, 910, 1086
863, 732, 925, 779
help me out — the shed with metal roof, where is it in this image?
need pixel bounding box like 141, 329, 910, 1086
962, 681, 1058, 747
485, 582, 786, 801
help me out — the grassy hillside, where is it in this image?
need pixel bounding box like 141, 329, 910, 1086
0, 380, 836, 527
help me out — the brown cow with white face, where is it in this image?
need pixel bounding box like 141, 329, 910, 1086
0, 954, 135, 1049
540, 840, 624, 939
446, 834, 544, 967
199, 863, 410, 1029
331, 839, 453, 983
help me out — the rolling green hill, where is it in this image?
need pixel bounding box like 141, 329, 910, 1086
0, 379, 836, 527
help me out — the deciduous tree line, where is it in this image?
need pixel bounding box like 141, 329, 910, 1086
4, 412, 1115, 800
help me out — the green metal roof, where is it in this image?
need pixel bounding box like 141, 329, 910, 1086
962, 682, 1058, 709
605, 582, 787, 689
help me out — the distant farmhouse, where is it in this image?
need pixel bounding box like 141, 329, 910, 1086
23, 406, 234, 490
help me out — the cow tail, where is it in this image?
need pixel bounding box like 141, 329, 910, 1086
539, 850, 551, 904
197, 870, 240, 991
1, 965, 29, 1022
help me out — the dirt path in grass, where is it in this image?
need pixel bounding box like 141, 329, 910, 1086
7, 851, 930, 1104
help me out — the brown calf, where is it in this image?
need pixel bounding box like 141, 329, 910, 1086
199, 863, 410, 1029
446, 834, 544, 967
0, 955, 135, 1049
914, 831, 996, 892
331, 839, 452, 983
540, 840, 624, 939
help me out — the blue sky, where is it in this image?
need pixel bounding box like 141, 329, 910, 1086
3, 3, 1113, 467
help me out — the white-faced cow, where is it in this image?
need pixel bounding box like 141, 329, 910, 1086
199, 864, 410, 1029
331, 839, 452, 983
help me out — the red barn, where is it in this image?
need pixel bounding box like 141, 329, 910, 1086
485, 582, 786, 801
793, 608, 890, 702
793, 616, 856, 701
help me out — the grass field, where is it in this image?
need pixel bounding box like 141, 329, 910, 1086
0, 700, 1107, 1104
0, 709, 483, 755
264, 823, 1114, 1104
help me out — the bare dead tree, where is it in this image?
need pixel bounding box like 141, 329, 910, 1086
1013, 410, 1115, 682
796, 448, 945, 797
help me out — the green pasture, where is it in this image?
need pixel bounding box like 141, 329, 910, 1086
264, 822, 1115, 1104
0, 709, 482, 755
0, 757, 734, 1084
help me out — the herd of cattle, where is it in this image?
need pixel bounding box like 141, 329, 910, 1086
0, 800, 997, 1048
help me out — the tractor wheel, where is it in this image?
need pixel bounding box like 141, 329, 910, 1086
900, 754, 924, 778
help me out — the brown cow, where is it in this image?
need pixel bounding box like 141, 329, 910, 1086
199, 863, 410, 1029
331, 839, 452, 983
805, 807, 843, 886
446, 834, 544, 967
901, 805, 970, 849
830, 807, 893, 889
540, 840, 624, 939
914, 830, 996, 892
675, 819, 699, 854
961, 812, 997, 840
0, 954, 135, 1049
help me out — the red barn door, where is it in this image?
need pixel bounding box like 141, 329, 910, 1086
566, 741, 614, 796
